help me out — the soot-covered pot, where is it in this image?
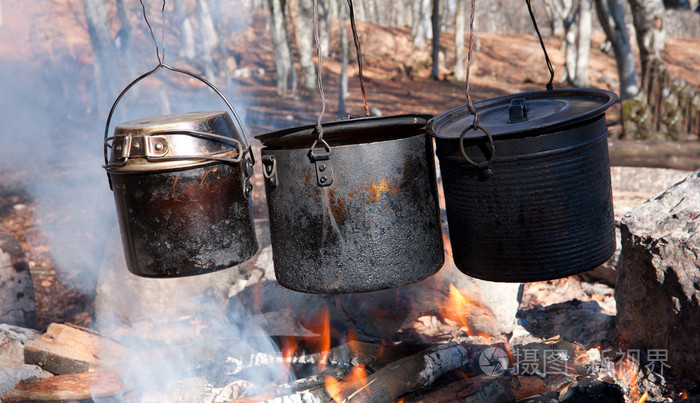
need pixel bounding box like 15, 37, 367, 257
428, 88, 618, 282
256, 114, 444, 294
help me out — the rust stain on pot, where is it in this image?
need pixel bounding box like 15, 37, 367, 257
366, 178, 400, 203
199, 167, 220, 185
328, 188, 348, 225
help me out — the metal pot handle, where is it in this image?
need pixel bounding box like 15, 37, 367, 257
459, 122, 496, 179
103, 63, 253, 167
103, 63, 254, 193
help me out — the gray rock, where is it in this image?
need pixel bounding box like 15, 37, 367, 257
0, 324, 49, 397
516, 300, 614, 349
0, 324, 41, 368
615, 170, 700, 382
0, 232, 36, 328
0, 364, 53, 397
585, 167, 692, 285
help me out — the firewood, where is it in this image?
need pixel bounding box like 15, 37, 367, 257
0, 369, 124, 402
23, 323, 125, 375
328, 342, 501, 403
225, 341, 399, 377
406, 375, 547, 403
608, 140, 700, 171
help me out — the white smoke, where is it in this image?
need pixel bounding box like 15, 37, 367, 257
0, 0, 290, 396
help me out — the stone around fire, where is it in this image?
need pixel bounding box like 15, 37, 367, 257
0, 231, 36, 328
0, 324, 52, 397
615, 170, 700, 383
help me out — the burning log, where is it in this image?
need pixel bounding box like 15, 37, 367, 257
412, 375, 550, 403
324, 341, 505, 403
23, 323, 125, 375
1, 369, 124, 403
225, 341, 398, 377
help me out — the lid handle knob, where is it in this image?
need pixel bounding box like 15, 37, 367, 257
508, 98, 528, 123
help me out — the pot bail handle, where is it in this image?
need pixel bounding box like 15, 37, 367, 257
459, 123, 495, 179
462, 0, 494, 179
103, 63, 255, 191
526, 0, 555, 91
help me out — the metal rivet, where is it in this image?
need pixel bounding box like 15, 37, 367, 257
133, 142, 141, 150
155, 143, 164, 151
319, 164, 326, 172
115, 145, 122, 152
320, 176, 327, 184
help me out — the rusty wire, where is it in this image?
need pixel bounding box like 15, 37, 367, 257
346, 0, 370, 117
139, 0, 167, 65
464, 0, 479, 124
312, 0, 327, 141
526, 0, 555, 91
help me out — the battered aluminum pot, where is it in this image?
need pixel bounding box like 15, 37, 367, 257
427, 88, 617, 282
105, 111, 258, 277
256, 114, 444, 294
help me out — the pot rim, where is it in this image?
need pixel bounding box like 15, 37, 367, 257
427, 88, 617, 141
255, 113, 433, 148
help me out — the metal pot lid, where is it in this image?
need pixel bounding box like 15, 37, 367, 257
427, 88, 617, 140
255, 114, 432, 148
106, 111, 243, 172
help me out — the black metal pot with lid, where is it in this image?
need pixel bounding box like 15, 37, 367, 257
427, 88, 618, 282
256, 114, 444, 294
103, 65, 258, 278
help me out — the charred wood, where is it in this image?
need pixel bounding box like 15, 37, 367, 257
330, 342, 505, 403
225, 341, 398, 377
23, 323, 125, 375
1, 369, 124, 403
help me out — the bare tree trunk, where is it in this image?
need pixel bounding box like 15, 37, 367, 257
413, 0, 431, 47
627, 0, 666, 84
544, 0, 566, 37
337, 0, 349, 116
318, 0, 330, 57
353, 0, 366, 21
197, 0, 219, 80
454, 0, 466, 80
173, 0, 196, 60
594, 0, 638, 99
269, 0, 296, 96
292, 0, 316, 91
564, 3, 579, 84
115, 0, 136, 84
574, 0, 591, 86
431, 0, 440, 80
210, 0, 234, 91
82, 0, 119, 116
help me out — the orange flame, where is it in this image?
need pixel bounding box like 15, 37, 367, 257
325, 364, 370, 402
639, 392, 648, 403
615, 355, 642, 402
439, 283, 494, 338
280, 337, 299, 378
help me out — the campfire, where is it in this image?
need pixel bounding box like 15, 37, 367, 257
1, 0, 699, 401
2, 201, 696, 402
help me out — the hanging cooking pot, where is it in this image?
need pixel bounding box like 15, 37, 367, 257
256, 114, 444, 294
103, 65, 258, 277
427, 88, 617, 282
